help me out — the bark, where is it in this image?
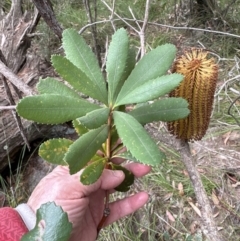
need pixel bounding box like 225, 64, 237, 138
0, 0, 56, 171
0, 0, 40, 73
177, 140, 226, 241
32, 0, 63, 39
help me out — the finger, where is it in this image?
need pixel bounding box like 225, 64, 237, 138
99, 169, 125, 190
50, 166, 125, 196
103, 192, 149, 226
110, 157, 126, 165
123, 163, 151, 177
76, 169, 125, 197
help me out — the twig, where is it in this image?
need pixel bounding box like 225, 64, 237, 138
0, 106, 16, 110
227, 96, 240, 126
146, 22, 240, 39
229, 87, 240, 95
139, 0, 150, 58
100, 0, 138, 33
83, 0, 102, 67
109, 0, 116, 32
101, 0, 150, 58
79, 17, 240, 40
128, 7, 142, 30
79, 19, 111, 35
155, 213, 184, 235
101, 36, 109, 72
177, 140, 225, 241
215, 74, 240, 97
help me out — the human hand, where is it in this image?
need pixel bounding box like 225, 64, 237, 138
27, 161, 151, 241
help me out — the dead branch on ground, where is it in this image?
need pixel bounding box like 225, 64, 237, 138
176, 140, 225, 241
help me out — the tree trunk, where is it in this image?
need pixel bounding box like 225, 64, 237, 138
32, 0, 63, 39
0, 0, 58, 171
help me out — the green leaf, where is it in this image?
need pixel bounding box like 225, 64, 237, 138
113, 111, 165, 166
21, 202, 72, 241
115, 44, 176, 107
65, 125, 108, 174
37, 77, 81, 100
129, 97, 190, 124
76, 107, 110, 129
106, 28, 129, 105
111, 164, 134, 192
113, 151, 138, 162
16, 95, 100, 124
62, 29, 107, 104
115, 73, 183, 106
109, 48, 135, 106
110, 127, 121, 152
119, 47, 136, 83
80, 159, 106, 185
72, 119, 88, 136
39, 138, 73, 165
51, 55, 106, 103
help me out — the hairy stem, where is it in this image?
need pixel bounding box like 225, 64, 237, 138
97, 111, 113, 234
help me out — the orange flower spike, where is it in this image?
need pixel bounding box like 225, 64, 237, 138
168, 48, 218, 141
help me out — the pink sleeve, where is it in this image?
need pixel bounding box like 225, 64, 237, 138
0, 207, 28, 241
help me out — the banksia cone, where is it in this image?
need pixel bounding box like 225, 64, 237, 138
168, 48, 218, 141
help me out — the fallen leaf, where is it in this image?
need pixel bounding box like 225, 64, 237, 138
223, 131, 240, 145
228, 131, 240, 141
182, 170, 189, 177
211, 192, 219, 205
213, 211, 219, 218
188, 201, 202, 217
178, 182, 184, 196
197, 168, 206, 173
166, 210, 175, 222
163, 193, 173, 201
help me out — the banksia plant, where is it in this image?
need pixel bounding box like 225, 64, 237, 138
168, 48, 218, 141
16, 28, 192, 240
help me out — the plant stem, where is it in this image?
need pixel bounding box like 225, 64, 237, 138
97, 111, 113, 234
97, 190, 110, 235
106, 111, 112, 160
